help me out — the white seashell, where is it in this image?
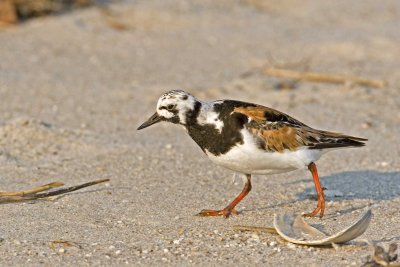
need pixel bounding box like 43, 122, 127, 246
273, 209, 372, 246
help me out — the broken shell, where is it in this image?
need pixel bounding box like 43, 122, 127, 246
273, 209, 372, 246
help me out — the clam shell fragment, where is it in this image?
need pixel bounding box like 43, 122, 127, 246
273, 209, 372, 246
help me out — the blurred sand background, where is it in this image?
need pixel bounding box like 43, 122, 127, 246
0, 0, 400, 265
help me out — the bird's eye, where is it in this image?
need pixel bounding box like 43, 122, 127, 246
167, 104, 175, 110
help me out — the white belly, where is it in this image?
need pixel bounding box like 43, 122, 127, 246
205, 129, 324, 175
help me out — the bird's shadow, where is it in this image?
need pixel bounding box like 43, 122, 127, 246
251, 170, 400, 213
298, 170, 400, 202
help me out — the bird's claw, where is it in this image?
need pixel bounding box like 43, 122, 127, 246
303, 193, 325, 218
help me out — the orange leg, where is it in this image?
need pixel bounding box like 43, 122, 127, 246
198, 174, 252, 218
304, 162, 326, 218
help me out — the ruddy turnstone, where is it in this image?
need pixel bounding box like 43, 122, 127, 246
137, 90, 367, 218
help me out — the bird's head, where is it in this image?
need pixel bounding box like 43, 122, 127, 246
137, 90, 197, 130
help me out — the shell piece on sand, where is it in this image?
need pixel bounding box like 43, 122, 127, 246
273, 209, 372, 246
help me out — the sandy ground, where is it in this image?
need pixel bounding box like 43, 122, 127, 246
0, 0, 400, 266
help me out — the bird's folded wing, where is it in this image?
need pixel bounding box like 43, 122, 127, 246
232, 105, 366, 153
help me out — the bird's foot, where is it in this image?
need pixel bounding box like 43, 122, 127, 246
197, 208, 238, 218
304, 193, 325, 218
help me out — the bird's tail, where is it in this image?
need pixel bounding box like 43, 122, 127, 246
310, 131, 367, 150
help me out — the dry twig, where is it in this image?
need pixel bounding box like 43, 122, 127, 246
0, 182, 64, 197
0, 179, 109, 203
233, 225, 277, 234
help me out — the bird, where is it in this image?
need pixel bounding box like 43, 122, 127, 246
137, 90, 367, 218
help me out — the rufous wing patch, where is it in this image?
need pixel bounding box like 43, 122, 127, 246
259, 126, 302, 152
233, 106, 270, 122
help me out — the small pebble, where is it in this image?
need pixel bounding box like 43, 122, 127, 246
269, 241, 277, 247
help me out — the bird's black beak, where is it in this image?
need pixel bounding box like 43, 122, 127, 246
137, 112, 162, 130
